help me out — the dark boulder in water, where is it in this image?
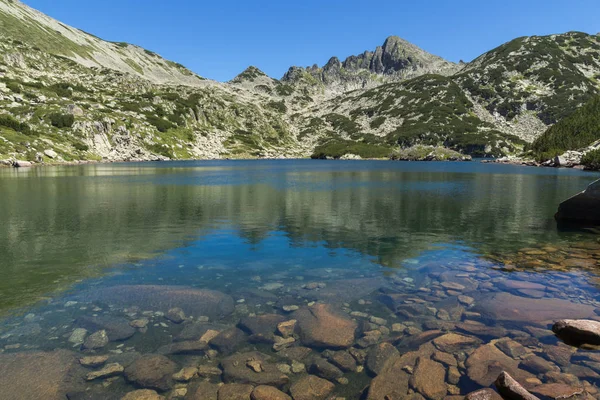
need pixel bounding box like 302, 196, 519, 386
552, 319, 600, 345
82, 285, 235, 319
293, 303, 357, 349
556, 179, 600, 226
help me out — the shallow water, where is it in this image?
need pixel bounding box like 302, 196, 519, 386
1, 160, 600, 399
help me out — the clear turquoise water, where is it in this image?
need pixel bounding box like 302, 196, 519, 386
1, 160, 600, 399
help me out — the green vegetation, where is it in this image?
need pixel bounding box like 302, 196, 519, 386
275, 84, 294, 96
369, 117, 386, 129
529, 95, 600, 161
311, 139, 392, 159
48, 113, 75, 128
582, 149, 600, 170
0, 114, 32, 135
266, 100, 287, 113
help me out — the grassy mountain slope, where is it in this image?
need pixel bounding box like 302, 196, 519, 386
0, 0, 204, 86
529, 95, 600, 160
0, 38, 300, 162
298, 74, 525, 158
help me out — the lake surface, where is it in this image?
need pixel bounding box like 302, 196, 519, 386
1, 160, 600, 399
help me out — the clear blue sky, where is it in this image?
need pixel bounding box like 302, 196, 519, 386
23, 0, 600, 82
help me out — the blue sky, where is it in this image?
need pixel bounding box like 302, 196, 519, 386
24, 0, 600, 82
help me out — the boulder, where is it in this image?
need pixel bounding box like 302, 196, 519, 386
289, 375, 334, 400
239, 314, 286, 343
494, 371, 540, 400
77, 315, 135, 341
44, 149, 58, 159
530, 383, 586, 400
82, 285, 235, 319
556, 179, 600, 225
122, 390, 165, 400
251, 386, 292, 400
221, 352, 289, 388
465, 389, 503, 400
82, 330, 109, 350
294, 303, 357, 349
14, 160, 32, 168
156, 340, 208, 356
432, 333, 481, 353
308, 357, 344, 381
466, 343, 534, 387
366, 342, 400, 375
124, 355, 177, 392
328, 350, 357, 372
185, 381, 219, 400
210, 327, 247, 354
165, 308, 186, 324
218, 384, 254, 400
552, 319, 600, 345
409, 357, 447, 400
0, 350, 85, 399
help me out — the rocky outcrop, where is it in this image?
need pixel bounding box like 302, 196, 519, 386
124, 355, 178, 392
555, 180, 600, 226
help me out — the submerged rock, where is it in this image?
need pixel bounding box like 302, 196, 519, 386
251, 385, 292, 400
495, 371, 540, 400
475, 293, 595, 323
294, 303, 357, 349
77, 315, 135, 342
552, 319, 600, 345
122, 390, 165, 400
465, 389, 503, 400
409, 357, 447, 400
555, 179, 600, 226
83, 285, 235, 319
85, 363, 124, 381
0, 350, 84, 400
239, 314, 286, 343
218, 383, 253, 400
82, 330, 109, 350
124, 355, 177, 392
221, 352, 289, 388
366, 342, 399, 375
185, 381, 220, 400
289, 375, 334, 400
466, 343, 534, 387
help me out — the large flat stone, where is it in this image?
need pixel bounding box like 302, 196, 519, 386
83, 285, 235, 319
0, 350, 84, 400
476, 293, 595, 324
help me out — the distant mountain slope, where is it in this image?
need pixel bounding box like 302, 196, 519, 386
281, 36, 460, 94
0, 0, 205, 86
455, 32, 600, 128
0, 0, 599, 163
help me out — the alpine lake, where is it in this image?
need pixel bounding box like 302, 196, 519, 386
1, 159, 600, 400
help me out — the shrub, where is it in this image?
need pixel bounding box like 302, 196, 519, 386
530, 95, 600, 161
6, 81, 21, 93
0, 114, 32, 134
146, 115, 175, 132
73, 141, 89, 151
582, 149, 600, 170
49, 113, 75, 128
266, 100, 287, 113
311, 139, 391, 159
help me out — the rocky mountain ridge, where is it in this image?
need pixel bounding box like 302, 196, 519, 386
0, 0, 599, 164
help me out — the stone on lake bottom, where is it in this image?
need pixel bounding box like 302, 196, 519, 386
409, 357, 447, 400
218, 383, 254, 400
289, 375, 334, 400
294, 303, 357, 349
124, 355, 177, 392
495, 371, 540, 400
85, 362, 124, 381
251, 385, 292, 400
122, 389, 165, 400
465, 388, 503, 400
